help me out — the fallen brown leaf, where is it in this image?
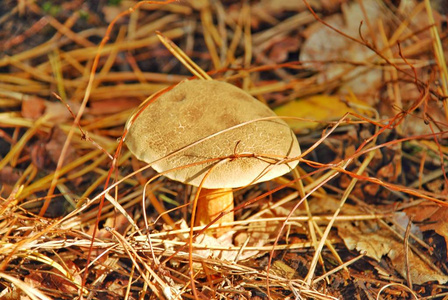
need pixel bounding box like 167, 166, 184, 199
419, 207, 448, 250
21, 97, 46, 119
338, 220, 448, 284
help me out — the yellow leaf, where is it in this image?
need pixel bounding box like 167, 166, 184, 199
275, 95, 367, 131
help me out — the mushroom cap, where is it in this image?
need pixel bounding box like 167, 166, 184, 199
126, 80, 300, 189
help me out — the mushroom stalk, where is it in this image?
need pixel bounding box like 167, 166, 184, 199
196, 188, 234, 237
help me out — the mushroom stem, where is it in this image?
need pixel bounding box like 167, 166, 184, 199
196, 187, 234, 236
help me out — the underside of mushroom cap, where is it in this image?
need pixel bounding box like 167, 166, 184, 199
126, 80, 300, 189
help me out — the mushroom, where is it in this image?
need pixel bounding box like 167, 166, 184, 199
125, 80, 300, 236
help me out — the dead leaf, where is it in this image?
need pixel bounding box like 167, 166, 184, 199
403, 204, 439, 223
268, 37, 300, 63
31, 127, 77, 170
21, 97, 46, 119
86, 214, 129, 241
24, 262, 80, 294
308, 192, 363, 216
104, 277, 129, 297
274, 94, 367, 131
337, 221, 391, 262
300, 0, 385, 103
419, 207, 448, 248
257, 0, 307, 14
388, 242, 448, 285
164, 220, 263, 262
402, 101, 448, 137
338, 220, 448, 284
320, 0, 348, 13
45, 100, 83, 123
270, 260, 298, 279
376, 155, 402, 183
393, 212, 423, 240
193, 233, 238, 261
0, 166, 22, 186
89, 98, 140, 115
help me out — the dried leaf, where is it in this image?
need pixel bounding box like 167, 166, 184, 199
419, 207, 448, 248
338, 221, 448, 284
404, 204, 440, 223
268, 37, 300, 63
274, 95, 367, 131
0, 166, 22, 186
388, 242, 448, 285
193, 233, 238, 261
104, 278, 129, 297
24, 263, 79, 294
31, 127, 78, 170
89, 98, 140, 115
45, 100, 82, 123
270, 260, 298, 279
300, 0, 384, 102
337, 221, 391, 262
21, 97, 46, 119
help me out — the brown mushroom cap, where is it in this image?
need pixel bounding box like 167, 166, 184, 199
126, 80, 300, 189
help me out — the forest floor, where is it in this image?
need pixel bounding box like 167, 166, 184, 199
1, 0, 448, 299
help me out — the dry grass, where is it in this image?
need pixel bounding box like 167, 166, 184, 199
1, 0, 448, 299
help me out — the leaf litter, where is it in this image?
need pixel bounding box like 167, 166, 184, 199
0, 0, 448, 299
